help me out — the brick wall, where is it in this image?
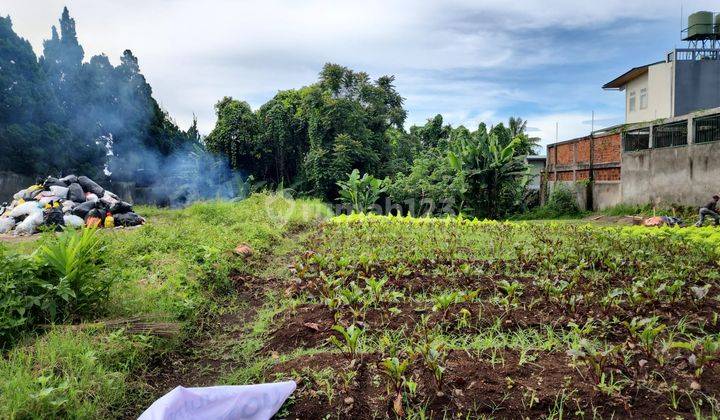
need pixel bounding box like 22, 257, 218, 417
576, 138, 590, 163
557, 171, 574, 181
593, 167, 621, 181
556, 143, 575, 165
593, 133, 621, 164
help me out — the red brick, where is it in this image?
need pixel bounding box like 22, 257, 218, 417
593, 168, 621, 181
592, 134, 621, 164
557, 171, 574, 181
556, 143, 575, 165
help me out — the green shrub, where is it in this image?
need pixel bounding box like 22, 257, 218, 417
0, 228, 108, 348
546, 186, 580, 216
514, 186, 582, 220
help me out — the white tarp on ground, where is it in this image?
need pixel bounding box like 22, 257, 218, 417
138, 381, 296, 420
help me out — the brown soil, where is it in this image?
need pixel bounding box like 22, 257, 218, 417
268, 349, 710, 419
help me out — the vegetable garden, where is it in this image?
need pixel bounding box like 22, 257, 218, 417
257, 215, 720, 418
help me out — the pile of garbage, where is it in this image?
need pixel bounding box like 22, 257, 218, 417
0, 175, 145, 236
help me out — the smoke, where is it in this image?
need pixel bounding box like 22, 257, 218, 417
106, 140, 249, 208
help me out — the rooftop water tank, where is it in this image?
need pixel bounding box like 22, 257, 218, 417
688, 11, 714, 38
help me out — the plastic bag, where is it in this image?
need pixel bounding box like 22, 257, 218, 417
138, 381, 296, 420
78, 176, 105, 197
43, 176, 67, 188
9, 201, 41, 218
14, 211, 43, 235
85, 208, 104, 228
85, 193, 99, 203
110, 201, 133, 214
0, 217, 15, 234
38, 196, 61, 207
100, 192, 119, 207
49, 186, 69, 199
59, 174, 78, 185
71, 201, 97, 218
104, 190, 120, 200
63, 214, 84, 228
114, 212, 144, 227
44, 208, 65, 230
67, 183, 86, 203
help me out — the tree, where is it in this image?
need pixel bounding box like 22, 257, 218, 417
205, 97, 259, 172
508, 117, 540, 156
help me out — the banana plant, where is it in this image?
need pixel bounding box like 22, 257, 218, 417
447, 131, 528, 219
336, 169, 387, 214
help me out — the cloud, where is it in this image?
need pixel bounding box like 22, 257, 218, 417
2, 0, 715, 138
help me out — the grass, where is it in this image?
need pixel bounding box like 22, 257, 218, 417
0, 193, 331, 418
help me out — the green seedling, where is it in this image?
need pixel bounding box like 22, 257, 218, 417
381, 357, 411, 392
497, 280, 524, 307
432, 292, 460, 318
627, 316, 666, 357
329, 324, 365, 360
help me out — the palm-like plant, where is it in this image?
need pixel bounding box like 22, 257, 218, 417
447, 131, 528, 219
336, 169, 387, 214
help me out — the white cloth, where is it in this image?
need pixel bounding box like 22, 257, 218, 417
138, 381, 296, 420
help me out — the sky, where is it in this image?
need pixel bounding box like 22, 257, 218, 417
2, 0, 716, 151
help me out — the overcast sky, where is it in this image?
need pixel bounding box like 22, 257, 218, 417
2, 0, 716, 150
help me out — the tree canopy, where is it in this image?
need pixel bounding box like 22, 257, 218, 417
0, 8, 196, 182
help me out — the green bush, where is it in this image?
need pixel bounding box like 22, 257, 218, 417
0, 228, 108, 348
513, 186, 582, 220
546, 186, 580, 216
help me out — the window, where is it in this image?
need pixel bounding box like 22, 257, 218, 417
640, 88, 648, 110
653, 121, 688, 148
624, 128, 650, 151
695, 114, 720, 144
629, 91, 636, 112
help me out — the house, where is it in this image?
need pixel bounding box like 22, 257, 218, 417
603, 52, 720, 124
544, 11, 720, 210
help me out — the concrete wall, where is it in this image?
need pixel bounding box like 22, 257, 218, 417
546, 180, 621, 211
622, 140, 720, 206
0, 172, 35, 203
593, 182, 622, 210
675, 60, 720, 117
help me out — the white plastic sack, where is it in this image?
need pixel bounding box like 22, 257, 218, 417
63, 214, 85, 228
9, 202, 41, 218
85, 193, 99, 203
138, 381, 296, 420
38, 196, 61, 206
0, 217, 15, 234
49, 186, 69, 199
14, 211, 43, 235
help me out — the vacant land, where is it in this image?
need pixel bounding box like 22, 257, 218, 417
3, 200, 720, 418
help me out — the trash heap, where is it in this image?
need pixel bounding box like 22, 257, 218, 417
0, 175, 145, 235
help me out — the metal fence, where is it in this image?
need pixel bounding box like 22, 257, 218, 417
695, 114, 720, 144
653, 121, 688, 148
623, 128, 650, 152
